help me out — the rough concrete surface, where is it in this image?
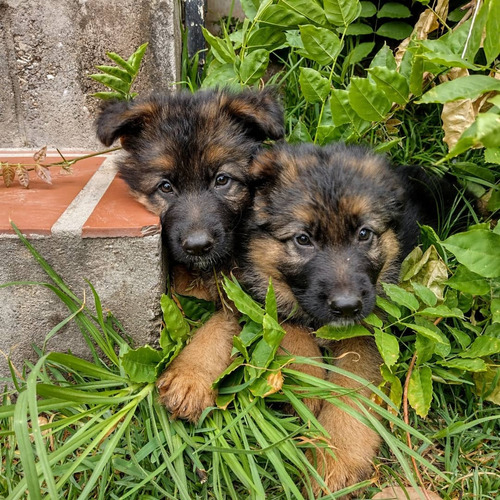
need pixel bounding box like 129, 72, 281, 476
0, 233, 166, 378
0, 0, 181, 149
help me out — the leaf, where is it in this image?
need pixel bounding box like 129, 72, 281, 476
223, 277, 265, 324
415, 334, 436, 365
438, 358, 488, 372
106, 52, 135, 74
330, 88, 358, 126
459, 336, 500, 359
382, 283, 420, 311
485, 148, 500, 165
418, 75, 500, 104
484, 0, 500, 65
359, 1, 377, 18
34, 164, 52, 185
474, 367, 500, 404
299, 25, 342, 65
442, 230, 500, 278
376, 21, 413, 40
16, 164, 29, 188
377, 2, 411, 18
323, 0, 361, 26
95, 65, 132, 83
401, 322, 448, 345
380, 364, 402, 407
202, 28, 234, 64
279, 0, 327, 26
127, 42, 148, 74
417, 305, 464, 318
33, 145, 47, 163
289, 120, 313, 143
316, 98, 339, 144
376, 296, 401, 318
247, 27, 286, 49
315, 323, 372, 340
299, 68, 330, 103
212, 357, 245, 388
265, 280, 278, 322
343, 41, 375, 68
201, 63, 239, 89
239, 49, 269, 84
90, 73, 130, 94
446, 265, 490, 295
345, 22, 373, 35
370, 43, 397, 70
175, 294, 215, 321
348, 76, 392, 121
445, 325, 471, 350
408, 366, 433, 417
374, 328, 399, 368
368, 66, 409, 105
2, 163, 15, 187
240, 0, 260, 19
91, 91, 126, 101
260, 4, 308, 26
411, 282, 437, 307
120, 345, 163, 383
160, 294, 190, 343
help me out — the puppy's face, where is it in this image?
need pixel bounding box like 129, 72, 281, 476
96, 89, 284, 270
246, 143, 406, 328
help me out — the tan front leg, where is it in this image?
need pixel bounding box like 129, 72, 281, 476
279, 323, 326, 416
156, 310, 240, 422
308, 337, 382, 498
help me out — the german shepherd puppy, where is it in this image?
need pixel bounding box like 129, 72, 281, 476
243, 142, 451, 495
96, 88, 284, 421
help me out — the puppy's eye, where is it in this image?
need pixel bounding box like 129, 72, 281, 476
215, 174, 232, 187
358, 227, 373, 242
295, 234, 312, 246
159, 181, 173, 193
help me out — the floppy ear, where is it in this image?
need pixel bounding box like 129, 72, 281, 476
95, 99, 159, 150
249, 148, 282, 187
220, 87, 285, 141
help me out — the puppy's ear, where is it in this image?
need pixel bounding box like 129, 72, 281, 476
221, 88, 285, 141
95, 99, 158, 149
249, 149, 281, 187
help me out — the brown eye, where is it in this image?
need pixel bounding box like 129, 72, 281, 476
159, 181, 173, 193
215, 174, 231, 187
295, 234, 312, 246
358, 227, 373, 242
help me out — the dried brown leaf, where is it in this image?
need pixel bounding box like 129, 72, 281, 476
262, 370, 284, 397
16, 164, 30, 188
373, 486, 442, 499
33, 145, 47, 163
35, 163, 52, 185
2, 163, 15, 187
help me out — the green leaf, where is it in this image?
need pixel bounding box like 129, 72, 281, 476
175, 294, 215, 321
201, 63, 239, 89
484, 0, 500, 65
239, 49, 269, 84
315, 323, 372, 339
279, 0, 327, 25
316, 98, 339, 145
485, 148, 500, 165
91, 91, 126, 101
331, 88, 357, 126
106, 52, 135, 74
289, 120, 313, 143
408, 366, 433, 417
376, 296, 401, 318
368, 66, 409, 105
240, 0, 260, 19
348, 76, 391, 121
90, 73, 130, 94
127, 42, 149, 74
474, 366, 500, 403
212, 357, 245, 388
260, 4, 309, 26
120, 345, 163, 383
323, 0, 361, 26
438, 358, 488, 372
380, 364, 402, 407
382, 283, 420, 311
376, 21, 413, 40
202, 28, 234, 64
442, 230, 500, 278
364, 312, 383, 328
374, 328, 399, 368
418, 75, 500, 104
343, 41, 375, 68
411, 282, 437, 307
300, 25, 342, 65
446, 265, 490, 295
370, 43, 397, 70
247, 27, 287, 48
345, 22, 373, 35
415, 334, 436, 365
459, 336, 500, 359
445, 325, 471, 350
409, 52, 424, 97
377, 2, 411, 18
401, 322, 448, 345
359, 1, 377, 17
265, 280, 278, 322
95, 65, 132, 83
492, 297, 500, 323
160, 294, 190, 342
299, 68, 330, 103
223, 277, 265, 324
417, 305, 464, 319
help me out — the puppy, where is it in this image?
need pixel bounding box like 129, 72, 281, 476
96, 88, 284, 421
243, 142, 452, 495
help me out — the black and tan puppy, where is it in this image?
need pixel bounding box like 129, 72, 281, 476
96, 88, 284, 421
243, 142, 452, 495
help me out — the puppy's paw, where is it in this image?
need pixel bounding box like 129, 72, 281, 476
156, 363, 215, 422
307, 448, 373, 499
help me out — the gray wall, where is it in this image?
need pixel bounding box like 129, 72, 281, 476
0, 0, 181, 149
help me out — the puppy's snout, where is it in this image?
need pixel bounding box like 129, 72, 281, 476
182, 231, 214, 256
328, 294, 362, 318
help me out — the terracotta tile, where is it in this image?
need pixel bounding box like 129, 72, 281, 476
0, 155, 104, 235
82, 176, 160, 238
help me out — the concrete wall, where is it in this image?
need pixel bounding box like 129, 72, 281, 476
0, 0, 181, 149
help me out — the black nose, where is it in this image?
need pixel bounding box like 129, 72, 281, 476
329, 294, 362, 318
182, 231, 214, 256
